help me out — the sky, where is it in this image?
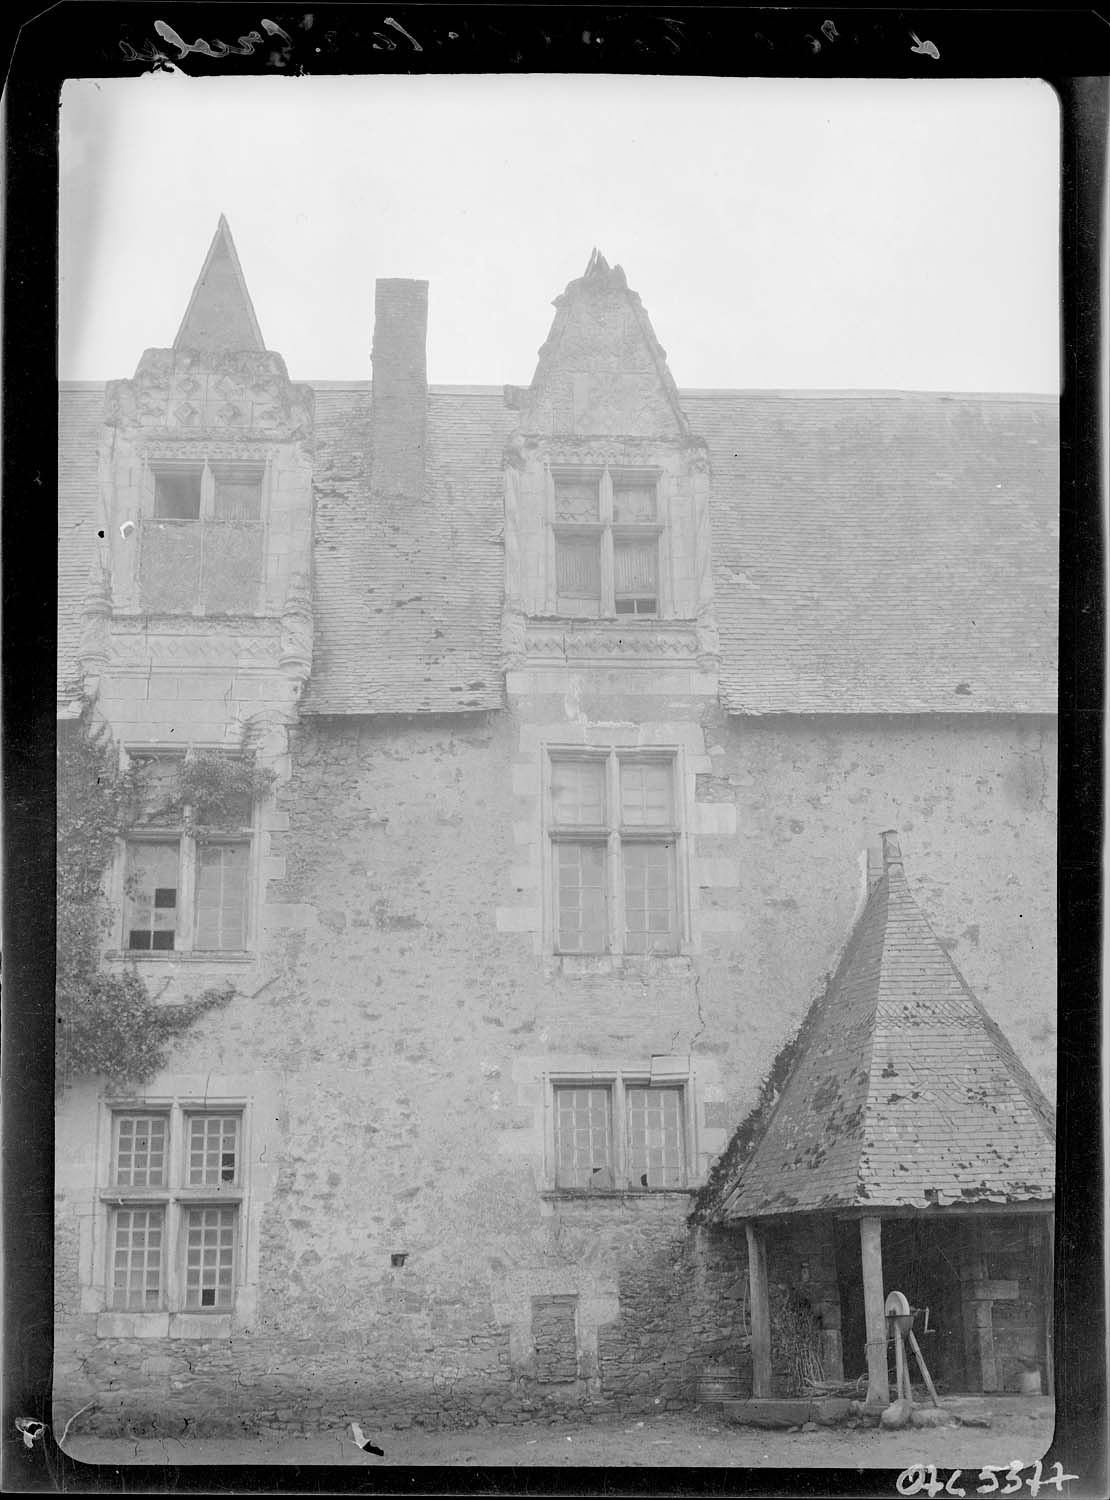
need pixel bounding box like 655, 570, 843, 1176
59, 74, 1060, 392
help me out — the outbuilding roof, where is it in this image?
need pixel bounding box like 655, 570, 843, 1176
716, 833, 1056, 1221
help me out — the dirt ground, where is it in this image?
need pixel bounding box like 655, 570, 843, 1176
62, 1398, 1055, 1472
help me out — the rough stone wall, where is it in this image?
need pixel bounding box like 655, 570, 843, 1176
54, 706, 1055, 1435
700, 711, 1057, 1108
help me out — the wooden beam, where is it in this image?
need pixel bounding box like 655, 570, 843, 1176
860, 1216, 889, 1407
745, 1222, 772, 1399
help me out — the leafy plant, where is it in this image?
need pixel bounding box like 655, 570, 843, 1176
176, 749, 276, 836
56, 704, 235, 1090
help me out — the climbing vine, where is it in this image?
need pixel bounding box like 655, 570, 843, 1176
56, 704, 248, 1090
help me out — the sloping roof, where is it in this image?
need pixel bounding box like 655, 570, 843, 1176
173, 216, 266, 354
718, 834, 1056, 1221
300, 386, 508, 715
57, 385, 105, 705
56, 385, 1058, 716
687, 391, 1058, 714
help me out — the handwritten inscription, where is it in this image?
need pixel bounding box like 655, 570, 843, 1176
896, 1462, 1079, 1498
120, 18, 290, 63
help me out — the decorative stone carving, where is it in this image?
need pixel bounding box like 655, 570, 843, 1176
137, 440, 273, 464
104, 350, 314, 441
279, 571, 314, 681
77, 555, 113, 684
108, 626, 282, 670
502, 609, 527, 671
516, 260, 690, 441
523, 620, 700, 662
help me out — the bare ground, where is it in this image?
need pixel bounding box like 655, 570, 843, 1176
61, 1398, 1055, 1472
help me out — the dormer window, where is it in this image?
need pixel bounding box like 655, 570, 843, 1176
139, 457, 266, 613
150, 462, 264, 523
552, 468, 661, 618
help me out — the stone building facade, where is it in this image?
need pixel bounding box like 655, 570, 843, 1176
55, 222, 1057, 1436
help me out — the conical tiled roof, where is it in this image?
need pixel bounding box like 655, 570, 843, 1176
720, 834, 1055, 1220
173, 215, 265, 352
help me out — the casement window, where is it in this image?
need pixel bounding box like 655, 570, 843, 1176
553, 1079, 687, 1191
552, 468, 662, 618
151, 462, 264, 522
103, 1106, 244, 1311
123, 752, 253, 955
140, 459, 265, 612
548, 751, 681, 955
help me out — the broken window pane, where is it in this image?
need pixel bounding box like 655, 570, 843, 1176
186, 1114, 241, 1186
554, 1087, 613, 1189
126, 841, 180, 950
183, 1206, 237, 1309
555, 842, 608, 953
627, 1086, 684, 1188
153, 468, 202, 520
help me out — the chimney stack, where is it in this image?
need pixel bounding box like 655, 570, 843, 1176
371, 279, 428, 500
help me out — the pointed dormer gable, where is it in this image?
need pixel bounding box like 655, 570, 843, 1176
516, 251, 690, 439
173, 215, 266, 353
715, 834, 1055, 1221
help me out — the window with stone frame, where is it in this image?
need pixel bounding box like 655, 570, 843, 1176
552, 1077, 687, 1191
140, 458, 265, 613
548, 751, 681, 955
104, 1105, 244, 1312
552, 468, 662, 617
123, 751, 254, 955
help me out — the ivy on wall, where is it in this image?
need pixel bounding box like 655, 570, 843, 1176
55, 704, 261, 1090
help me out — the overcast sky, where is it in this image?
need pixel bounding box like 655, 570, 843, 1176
60, 74, 1060, 392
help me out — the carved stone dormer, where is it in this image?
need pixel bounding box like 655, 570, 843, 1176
502, 253, 716, 678
99, 216, 314, 624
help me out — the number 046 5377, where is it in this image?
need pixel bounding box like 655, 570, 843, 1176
895, 1461, 1079, 1497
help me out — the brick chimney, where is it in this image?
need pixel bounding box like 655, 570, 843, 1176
371, 278, 428, 500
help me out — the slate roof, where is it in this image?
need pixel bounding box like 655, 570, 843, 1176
56, 385, 1058, 717
301, 385, 508, 715
173, 216, 266, 353
717, 835, 1056, 1221
686, 390, 1059, 715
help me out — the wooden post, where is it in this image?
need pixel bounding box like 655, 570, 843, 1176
860, 1216, 889, 1407
893, 1318, 907, 1400
745, 1222, 772, 1399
